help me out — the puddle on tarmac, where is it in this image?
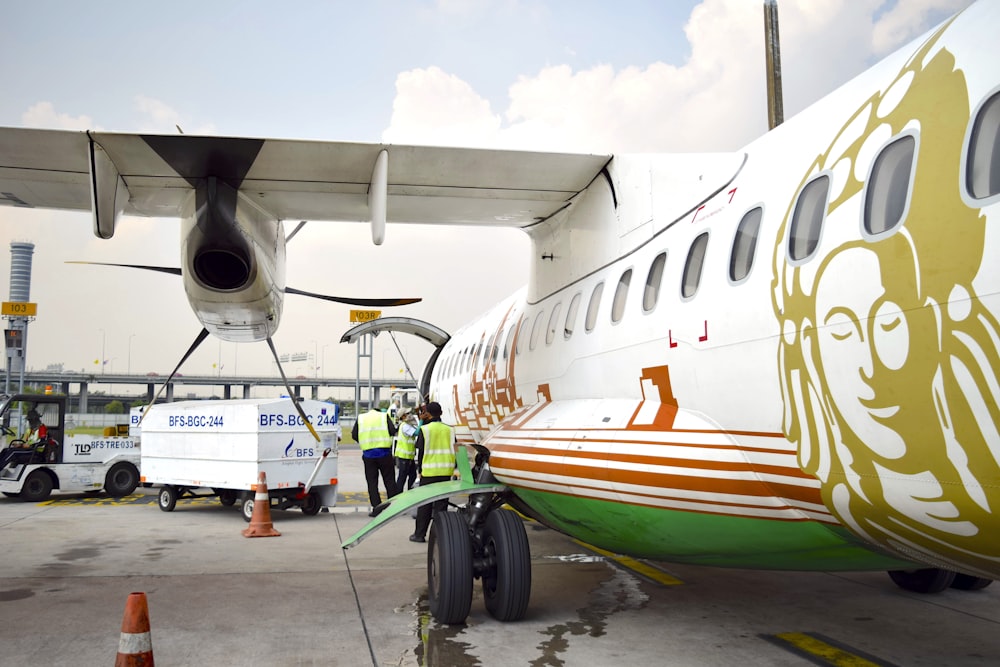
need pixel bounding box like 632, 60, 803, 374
0, 588, 35, 602
399, 591, 482, 667
532, 567, 650, 667
395, 561, 649, 666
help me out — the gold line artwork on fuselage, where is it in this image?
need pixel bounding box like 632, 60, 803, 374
772, 20, 1000, 576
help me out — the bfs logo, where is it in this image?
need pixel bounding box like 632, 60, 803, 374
283, 439, 314, 458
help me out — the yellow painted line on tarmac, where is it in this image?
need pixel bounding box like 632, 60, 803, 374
768, 632, 898, 667
573, 540, 684, 586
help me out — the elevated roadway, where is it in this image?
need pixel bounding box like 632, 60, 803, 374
1, 370, 411, 411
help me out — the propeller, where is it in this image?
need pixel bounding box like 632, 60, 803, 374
137, 327, 211, 425
266, 337, 322, 443
68, 262, 421, 307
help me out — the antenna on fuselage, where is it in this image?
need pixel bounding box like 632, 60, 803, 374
763, 0, 784, 129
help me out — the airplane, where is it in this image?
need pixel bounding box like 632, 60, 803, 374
2, 0, 999, 626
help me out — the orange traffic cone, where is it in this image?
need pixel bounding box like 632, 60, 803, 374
242, 471, 281, 538
115, 591, 154, 666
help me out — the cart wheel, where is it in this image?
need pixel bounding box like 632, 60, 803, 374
218, 489, 237, 506
158, 486, 178, 512
301, 491, 321, 516
105, 462, 139, 498
241, 496, 255, 522
21, 470, 53, 502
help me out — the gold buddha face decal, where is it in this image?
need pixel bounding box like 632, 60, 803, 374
771, 21, 1000, 576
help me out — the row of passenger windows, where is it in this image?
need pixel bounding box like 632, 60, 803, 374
434, 90, 1000, 383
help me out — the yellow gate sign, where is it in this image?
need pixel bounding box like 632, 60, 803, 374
1, 301, 37, 317
350, 309, 382, 323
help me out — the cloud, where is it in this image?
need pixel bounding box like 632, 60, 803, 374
382, 0, 974, 154
134, 95, 217, 135
21, 102, 97, 130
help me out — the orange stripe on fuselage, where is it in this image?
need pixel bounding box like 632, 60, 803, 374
489, 454, 822, 504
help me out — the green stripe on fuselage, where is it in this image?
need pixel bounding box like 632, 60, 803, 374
513, 488, 915, 571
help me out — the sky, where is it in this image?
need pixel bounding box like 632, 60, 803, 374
0, 0, 973, 399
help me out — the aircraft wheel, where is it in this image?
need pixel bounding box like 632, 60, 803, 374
21, 470, 53, 502
481, 509, 531, 621
888, 568, 956, 593
218, 489, 237, 506
158, 486, 178, 512
242, 496, 255, 522
951, 574, 993, 590
105, 462, 139, 497
301, 491, 321, 516
428, 511, 473, 625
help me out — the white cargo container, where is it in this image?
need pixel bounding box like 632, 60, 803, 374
140, 398, 340, 520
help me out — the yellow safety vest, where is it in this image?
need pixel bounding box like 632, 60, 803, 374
395, 426, 416, 460
357, 411, 392, 452
420, 421, 455, 477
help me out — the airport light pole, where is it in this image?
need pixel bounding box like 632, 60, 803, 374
311, 339, 318, 378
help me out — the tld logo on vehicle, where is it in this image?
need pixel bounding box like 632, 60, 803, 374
283, 439, 314, 458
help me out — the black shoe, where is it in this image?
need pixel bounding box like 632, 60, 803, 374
368, 508, 377, 517
409, 534, 425, 543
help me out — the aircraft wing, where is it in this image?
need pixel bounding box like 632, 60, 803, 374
0, 127, 611, 227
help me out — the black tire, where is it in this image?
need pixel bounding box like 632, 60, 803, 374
301, 491, 321, 516
481, 509, 532, 621
105, 462, 139, 497
888, 568, 956, 593
951, 574, 993, 590
242, 496, 255, 522
158, 486, 178, 512
428, 511, 473, 625
218, 489, 237, 506
21, 470, 53, 502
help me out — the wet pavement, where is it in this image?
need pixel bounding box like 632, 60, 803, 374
1, 445, 998, 666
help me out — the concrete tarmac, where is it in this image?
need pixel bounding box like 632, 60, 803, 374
1, 445, 998, 666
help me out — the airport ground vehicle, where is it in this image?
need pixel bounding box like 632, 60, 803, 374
0, 393, 140, 502
139, 398, 340, 520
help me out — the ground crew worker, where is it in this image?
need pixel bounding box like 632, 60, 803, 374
393, 410, 419, 492
409, 402, 456, 543
352, 406, 399, 516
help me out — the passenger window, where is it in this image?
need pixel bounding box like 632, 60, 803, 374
564, 292, 582, 339
787, 175, 830, 262
585, 282, 604, 333
966, 91, 1000, 200
864, 134, 915, 236
492, 332, 502, 362
516, 319, 529, 356
529, 310, 545, 351
483, 334, 496, 368
729, 208, 762, 282
546, 302, 562, 345
643, 252, 667, 312
681, 232, 709, 299
464, 346, 473, 373
503, 323, 516, 359
611, 269, 632, 323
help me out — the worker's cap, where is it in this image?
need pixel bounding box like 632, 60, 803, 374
426, 402, 443, 417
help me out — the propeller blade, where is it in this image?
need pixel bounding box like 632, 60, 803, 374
266, 337, 322, 443
285, 220, 307, 243
66, 260, 182, 276
138, 328, 211, 426
284, 286, 420, 307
